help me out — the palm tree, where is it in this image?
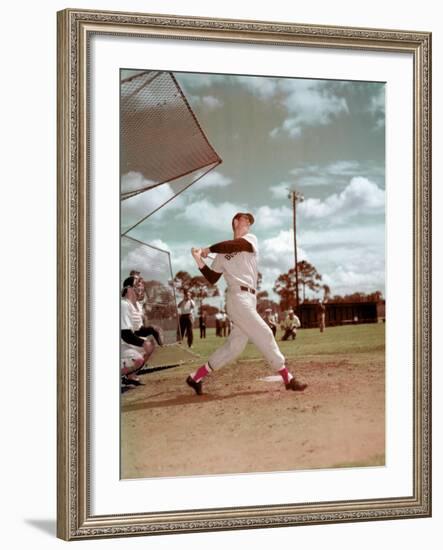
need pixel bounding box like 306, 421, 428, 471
274, 261, 323, 308
297, 260, 322, 302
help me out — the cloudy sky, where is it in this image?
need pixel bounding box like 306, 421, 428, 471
121, 71, 385, 304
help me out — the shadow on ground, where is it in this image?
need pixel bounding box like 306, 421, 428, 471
122, 389, 270, 412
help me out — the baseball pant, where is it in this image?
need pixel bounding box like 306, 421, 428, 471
121, 347, 144, 372
281, 328, 296, 340
208, 289, 285, 371
179, 314, 194, 347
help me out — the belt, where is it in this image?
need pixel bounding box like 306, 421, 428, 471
240, 285, 256, 295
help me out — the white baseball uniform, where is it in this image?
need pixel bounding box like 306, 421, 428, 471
207, 233, 285, 371
121, 298, 144, 367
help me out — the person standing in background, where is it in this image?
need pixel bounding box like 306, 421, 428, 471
177, 290, 195, 347
264, 308, 277, 337
199, 309, 207, 339
318, 301, 326, 333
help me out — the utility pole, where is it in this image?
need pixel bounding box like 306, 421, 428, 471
288, 189, 304, 308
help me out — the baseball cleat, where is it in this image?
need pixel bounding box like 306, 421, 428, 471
285, 378, 308, 391
186, 375, 203, 395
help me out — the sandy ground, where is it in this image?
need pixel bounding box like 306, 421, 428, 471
121, 354, 384, 479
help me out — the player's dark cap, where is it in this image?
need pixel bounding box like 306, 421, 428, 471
122, 276, 136, 297
232, 212, 255, 229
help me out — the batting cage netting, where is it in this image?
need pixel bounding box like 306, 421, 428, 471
121, 236, 178, 342
120, 70, 221, 234
121, 236, 198, 367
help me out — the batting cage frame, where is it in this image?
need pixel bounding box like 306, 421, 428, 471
120, 69, 222, 369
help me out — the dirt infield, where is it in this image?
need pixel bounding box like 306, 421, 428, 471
121, 350, 385, 479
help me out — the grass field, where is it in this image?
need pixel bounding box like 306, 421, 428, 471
186, 322, 385, 365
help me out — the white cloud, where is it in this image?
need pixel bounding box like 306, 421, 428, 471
369, 86, 385, 130
280, 119, 304, 139
178, 199, 244, 231
121, 239, 173, 284
322, 264, 385, 296
301, 223, 384, 249
165, 224, 385, 301
299, 177, 384, 221
271, 80, 349, 138
253, 225, 385, 299
262, 230, 294, 255
179, 74, 350, 139
188, 94, 224, 110
301, 232, 385, 297
258, 267, 287, 297
254, 231, 309, 297
148, 239, 171, 252
168, 242, 201, 276
121, 172, 185, 230
270, 182, 291, 199
299, 197, 331, 219
202, 95, 223, 109
299, 224, 385, 250
254, 205, 292, 229
286, 87, 348, 121
288, 161, 385, 188
236, 75, 279, 100
260, 230, 308, 270
178, 199, 291, 232
121, 171, 156, 196
193, 171, 232, 190
269, 127, 280, 139
121, 237, 201, 281
327, 160, 362, 175
292, 173, 330, 186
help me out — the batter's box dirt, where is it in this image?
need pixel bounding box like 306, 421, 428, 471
121, 355, 385, 479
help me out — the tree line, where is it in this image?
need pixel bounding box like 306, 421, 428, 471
172, 260, 384, 314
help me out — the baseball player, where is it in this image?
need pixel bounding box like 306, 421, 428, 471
177, 290, 196, 347
318, 300, 326, 332
121, 276, 163, 386
264, 308, 278, 337
186, 212, 307, 395
281, 310, 301, 340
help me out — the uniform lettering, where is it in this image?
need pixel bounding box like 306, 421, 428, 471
224, 252, 239, 260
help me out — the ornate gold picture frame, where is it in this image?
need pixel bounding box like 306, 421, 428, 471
57, 8, 431, 540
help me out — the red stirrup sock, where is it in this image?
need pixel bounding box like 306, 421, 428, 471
278, 366, 293, 385
190, 363, 211, 383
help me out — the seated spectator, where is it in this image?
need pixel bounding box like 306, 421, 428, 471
128, 271, 164, 342
121, 276, 163, 389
